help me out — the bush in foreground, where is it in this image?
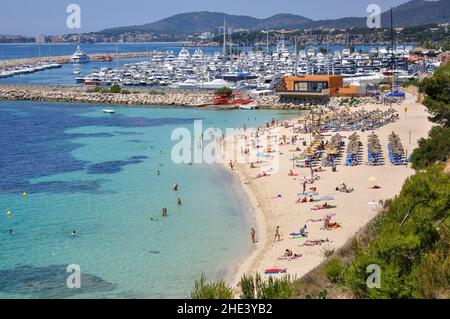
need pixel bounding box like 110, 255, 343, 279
190, 274, 233, 299
239, 273, 301, 299
324, 259, 346, 284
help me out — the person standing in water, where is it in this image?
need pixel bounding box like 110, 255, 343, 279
251, 228, 256, 243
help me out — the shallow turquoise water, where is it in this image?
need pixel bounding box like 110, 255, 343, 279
0, 101, 295, 298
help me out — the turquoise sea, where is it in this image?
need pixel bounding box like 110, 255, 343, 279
0, 100, 296, 298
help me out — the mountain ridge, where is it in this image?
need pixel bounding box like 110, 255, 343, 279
99, 0, 450, 36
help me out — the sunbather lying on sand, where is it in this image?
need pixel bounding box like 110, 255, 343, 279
322, 217, 341, 230
299, 238, 330, 247
369, 185, 381, 189
296, 196, 308, 204
336, 183, 353, 193
288, 170, 299, 176
278, 249, 302, 260
256, 172, 270, 178
311, 202, 333, 210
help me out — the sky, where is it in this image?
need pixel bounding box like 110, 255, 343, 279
0, 0, 412, 36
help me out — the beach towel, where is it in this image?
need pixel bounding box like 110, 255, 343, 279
265, 268, 287, 274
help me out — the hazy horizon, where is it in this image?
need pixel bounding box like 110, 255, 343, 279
0, 0, 414, 36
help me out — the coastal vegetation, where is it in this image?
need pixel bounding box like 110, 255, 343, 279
411, 63, 450, 170
190, 274, 234, 299
214, 87, 233, 96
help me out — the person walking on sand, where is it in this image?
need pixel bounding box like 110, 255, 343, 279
251, 228, 256, 243
274, 226, 281, 242
302, 181, 307, 194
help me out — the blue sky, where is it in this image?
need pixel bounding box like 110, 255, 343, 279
0, 0, 410, 36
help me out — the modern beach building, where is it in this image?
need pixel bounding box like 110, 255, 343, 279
276, 75, 343, 100
276, 75, 370, 101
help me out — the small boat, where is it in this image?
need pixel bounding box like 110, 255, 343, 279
73, 66, 81, 75
239, 103, 258, 110
102, 109, 116, 114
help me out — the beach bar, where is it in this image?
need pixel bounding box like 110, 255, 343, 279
276, 75, 344, 99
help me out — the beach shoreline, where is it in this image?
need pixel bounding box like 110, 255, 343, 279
225, 92, 432, 289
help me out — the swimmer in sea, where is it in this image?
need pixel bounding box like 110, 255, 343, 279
70, 230, 76, 238
177, 198, 182, 206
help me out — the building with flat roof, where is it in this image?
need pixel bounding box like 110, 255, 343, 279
276, 75, 344, 99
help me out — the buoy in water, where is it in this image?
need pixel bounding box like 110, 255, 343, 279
6, 211, 11, 218
22, 192, 27, 197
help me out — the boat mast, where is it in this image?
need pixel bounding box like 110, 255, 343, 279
390, 7, 395, 108
223, 18, 226, 58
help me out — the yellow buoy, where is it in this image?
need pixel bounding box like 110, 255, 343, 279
6, 211, 11, 218
22, 192, 27, 197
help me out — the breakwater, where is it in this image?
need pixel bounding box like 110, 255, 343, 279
0, 84, 327, 109
0, 52, 153, 69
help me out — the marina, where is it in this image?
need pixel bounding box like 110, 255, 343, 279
63, 41, 435, 92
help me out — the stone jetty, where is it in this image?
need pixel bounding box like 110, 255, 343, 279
0, 84, 328, 110
0, 52, 154, 70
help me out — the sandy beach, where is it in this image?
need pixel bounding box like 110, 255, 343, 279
226, 92, 432, 286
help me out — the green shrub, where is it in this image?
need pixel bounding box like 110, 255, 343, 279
305, 290, 328, 299
411, 126, 450, 170
325, 259, 345, 284
110, 83, 121, 93
401, 78, 420, 88
239, 273, 301, 299
214, 87, 233, 96
87, 86, 101, 93
190, 274, 233, 299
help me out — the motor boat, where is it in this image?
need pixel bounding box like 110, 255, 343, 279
71, 45, 89, 64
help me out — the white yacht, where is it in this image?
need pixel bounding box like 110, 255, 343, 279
197, 79, 230, 90
71, 46, 89, 64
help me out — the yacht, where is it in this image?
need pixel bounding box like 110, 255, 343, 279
197, 79, 230, 90
71, 46, 90, 64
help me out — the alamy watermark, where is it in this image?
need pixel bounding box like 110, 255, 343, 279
66, 264, 81, 289
367, 4, 381, 29
366, 264, 381, 288
170, 120, 280, 174
66, 4, 81, 29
